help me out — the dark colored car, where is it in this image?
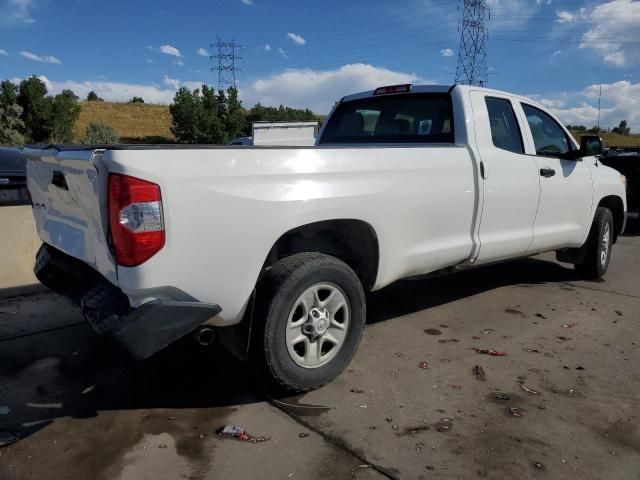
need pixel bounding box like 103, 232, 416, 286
0, 147, 29, 206
600, 147, 639, 214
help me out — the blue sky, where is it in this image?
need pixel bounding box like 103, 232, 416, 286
0, 0, 639, 129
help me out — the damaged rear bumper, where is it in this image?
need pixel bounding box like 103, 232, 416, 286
34, 244, 221, 360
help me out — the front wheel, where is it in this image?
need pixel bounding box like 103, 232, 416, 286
575, 207, 614, 279
252, 253, 366, 393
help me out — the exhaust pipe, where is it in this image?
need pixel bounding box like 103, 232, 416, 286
194, 326, 215, 346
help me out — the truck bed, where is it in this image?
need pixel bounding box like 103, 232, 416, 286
24, 143, 477, 325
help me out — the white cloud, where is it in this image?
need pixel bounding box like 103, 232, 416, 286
182, 81, 205, 91
536, 80, 640, 131
243, 63, 428, 113
34, 76, 177, 104
241, 0, 254, 4
578, 0, 640, 66
486, 0, 549, 28
286, 33, 306, 46
555, 8, 588, 23
163, 74, 181, 89
0, 0, 37, 25
278, 47, 288, 59
159, 44, 183, 58
28, 75, 205, 104
0, 49, 8, 56
145, 57, 154, 64
440, 48, 454, 58
19, 51, 61, 64
197, 48, 209, 57
173, 58, 184, 66
261, 44, 272, 52
550, 49, 562, 59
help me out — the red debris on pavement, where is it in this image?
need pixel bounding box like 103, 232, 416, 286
471, 348, 507, 357
218, 425, 271, 443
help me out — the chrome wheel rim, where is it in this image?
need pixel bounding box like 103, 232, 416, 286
601, 223, 611, 266
285, 283, 350, 369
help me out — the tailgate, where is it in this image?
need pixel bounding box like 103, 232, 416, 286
24, 147, 117, 284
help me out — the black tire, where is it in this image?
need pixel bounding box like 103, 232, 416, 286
251, 252, 366, 393
575, 207, 614, 279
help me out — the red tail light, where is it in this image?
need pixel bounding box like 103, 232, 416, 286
108, 173, 164, 267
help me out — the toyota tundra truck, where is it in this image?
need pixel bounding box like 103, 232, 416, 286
24, 84, 627, 392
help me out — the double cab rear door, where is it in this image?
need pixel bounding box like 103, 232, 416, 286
468, 90, 593, 265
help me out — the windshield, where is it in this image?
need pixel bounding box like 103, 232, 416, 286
319, 93, 454, 145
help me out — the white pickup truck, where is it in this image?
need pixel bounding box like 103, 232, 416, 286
25, 84, 627, 392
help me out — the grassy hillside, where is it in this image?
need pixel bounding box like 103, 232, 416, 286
74, 102, 173, 143
570, 130, 640, 148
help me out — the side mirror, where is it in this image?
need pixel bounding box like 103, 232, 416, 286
579, 135, 605, 157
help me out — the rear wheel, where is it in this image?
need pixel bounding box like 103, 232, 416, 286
575, 207, 614, 279
252, 253, 366, 393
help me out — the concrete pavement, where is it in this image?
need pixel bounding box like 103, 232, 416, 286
1, 225, 639, 480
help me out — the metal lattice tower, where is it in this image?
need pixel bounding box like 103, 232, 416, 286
455, 0, 490, 87
211, 38, 242, 89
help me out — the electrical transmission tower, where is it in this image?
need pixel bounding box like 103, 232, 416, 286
455, 0, 490, 87
211, 38, 242, 89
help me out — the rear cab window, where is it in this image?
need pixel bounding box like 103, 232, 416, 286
485, 97, 524, 154
318, 93, 454, 144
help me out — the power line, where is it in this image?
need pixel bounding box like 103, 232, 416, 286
455, 0, 490, 87
211, 38, 243, 90
491, 37, 640, 44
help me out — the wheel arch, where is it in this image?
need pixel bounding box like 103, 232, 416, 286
597, 195, 625, 242
262, 219, 380, 291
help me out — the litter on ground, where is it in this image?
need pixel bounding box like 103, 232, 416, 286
218, 425, 271, 443
471, 348, 507, 356
519, 384, 540, 395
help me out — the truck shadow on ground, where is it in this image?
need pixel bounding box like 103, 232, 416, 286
622, 217, 639, 237
0, 255, 597, 445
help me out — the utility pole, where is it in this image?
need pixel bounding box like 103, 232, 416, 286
455, 0, 490, 87
211, 38, 242, 90
597, 84, 602, 131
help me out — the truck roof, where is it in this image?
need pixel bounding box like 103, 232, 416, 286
340, 84, 531, 104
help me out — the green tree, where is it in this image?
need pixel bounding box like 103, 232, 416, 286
82, 122, 119, 144
86, 91, 104, 102
244, 102, 319, 135
1, 80, 19, 105
170, 87, 202, 143
199, 86, 227, 144
612, 120, 631, 136
0, 79, 25, 145
50, 89, 81, 143
129, 96, 145, 103
0, 103, 26, 146
225, 87, 245, 141
17, 76, 52, 142
170, 85, 247, 144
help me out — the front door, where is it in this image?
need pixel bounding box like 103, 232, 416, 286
519, 103, 594, 253
470, 91, 541, 264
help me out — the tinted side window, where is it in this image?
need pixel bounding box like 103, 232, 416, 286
485, 97, 524, 154
522, 104, 570, 157
319, 93, 454, 144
